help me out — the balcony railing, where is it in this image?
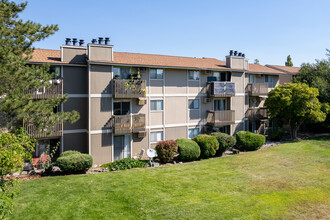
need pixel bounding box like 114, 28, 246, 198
206, 110, 235, 126
246, 107, 268, 121
247, 83, 268, 96
24, 79, 63, 99
113, 79, 146, 99
25, 123, 63, 139
113, 114, 146, 135
207, 82, 235, 97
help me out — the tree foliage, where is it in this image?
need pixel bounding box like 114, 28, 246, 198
254, 59, 260, 64
265, 83, 328, 139
285, 55, 293, 66
0, 0, 79, 133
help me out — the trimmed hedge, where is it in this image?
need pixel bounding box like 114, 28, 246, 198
56, 152, 93, 174
176, 138, 201, 161
193, 135, 219, 159
211, 132, 236, 156
101, 158, 148, 171
235, 131, 265, 151
155, 140, 178, 163
60, 150, 80, 157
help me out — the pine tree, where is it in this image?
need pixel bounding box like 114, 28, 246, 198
285, 55, 293, 66
0, 0, 79, 133
254, 59, 260, 64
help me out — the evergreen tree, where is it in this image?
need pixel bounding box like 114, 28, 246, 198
0, 0, 79, 133
254, 59, 260, 64
285, 55, 293, 66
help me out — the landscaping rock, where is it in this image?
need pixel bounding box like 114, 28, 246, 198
21, 171, 28, 175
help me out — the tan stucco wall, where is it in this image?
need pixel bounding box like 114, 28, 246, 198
90, 65, 112, 94
90, 97, 112, 131
149, 80, 163, 94
63, 66, 88, 94
232, 96, 245, 121
165, 126, 187, 140
63, 133, 88, 153
165, 97, 187, 124
91, 133, 112, 164
165, 69, 187, 94
279, 74, 293, 85
62, 47, 87, 64
63, 98, 88, 130
88, 44, 113, 62
150, 111, 163, 126
188, 81, 200, 94
231, 72, 245, 93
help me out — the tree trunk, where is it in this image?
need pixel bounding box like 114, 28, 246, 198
290, 126, 300, 140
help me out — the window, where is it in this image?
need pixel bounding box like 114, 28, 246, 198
49, 66, 61, 79
150, 69, 163, 79
113, 67, 131, 79
188, 128, 199, 139
214, 99, 227, 111
188, 71, 200, 80
150, 131, 163, 143
150, 100, 163, 111
249, 74, 256, 83
189, 99, 199, 110
265, 75, 273, 87
213, 72, 231, 82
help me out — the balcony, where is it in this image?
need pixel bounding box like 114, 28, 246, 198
24, 79, 63, 99
113, 114, 146, 135
25, 123, 63, 139
247, 83, 268, 96
245, 107, 268, 121
113, 79, 146, 99
206, 110, 235, 126
207, 82, 235, 97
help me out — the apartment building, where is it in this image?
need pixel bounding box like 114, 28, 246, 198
28, 37, 294, 164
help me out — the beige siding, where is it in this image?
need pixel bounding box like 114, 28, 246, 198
88, 44, 113, 62
279, 74, 293, 84
165, 69, 187, 94
231, 72, 244, 93
232, 96, 245, 121
165, 126, 187, 140
63, 133, 88, 153
63, 66, 88, 94
63, 98, 88, 130
165, 97, 187, 124
150, 111, 163, 126
90, 65, 112, 94
90, 133, 112, 164
132, 133, 149, 159
149, 80, 163, 94
188, 81, 200, 94
62, 47, 87, 64
91, 97, 112, 131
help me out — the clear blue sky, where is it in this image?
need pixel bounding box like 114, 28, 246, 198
15, 0, 330, 66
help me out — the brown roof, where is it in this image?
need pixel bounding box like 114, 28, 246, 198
30, 48, 285, 74
248, 64, 285, 74
265, 65, 300, 74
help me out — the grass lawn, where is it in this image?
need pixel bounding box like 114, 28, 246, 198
10, 136, 330, 220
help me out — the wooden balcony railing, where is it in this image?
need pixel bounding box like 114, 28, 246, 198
24, 79, 63, 99
113, 114, 146, 135
206, 110, 235, 126
25, 123, 63, 139
113, 79, 146, 99
207, 82, 235, 97
246, 107, 268, 121
247, 83, 268, 96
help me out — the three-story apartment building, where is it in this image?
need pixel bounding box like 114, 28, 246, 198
28, 37, 292, 164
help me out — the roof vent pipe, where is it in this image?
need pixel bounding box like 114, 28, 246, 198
91, 39, 97, 44
79, 39, 84, 46
72, 38, 78, 46
65, 38, 71, 45
242, 53, 245, 58
238, 52, 242, 57
105, 37, 110, 45
98, 37, 104, 44
234, 51, 238, 56
229, 50, 233, 56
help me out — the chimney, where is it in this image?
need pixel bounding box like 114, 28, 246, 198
72, 38, 78, 46
65, 38, 71, 45
105, 37, 110, 45
234, 51, 238, 56
229, 50, 233, 56
226, 50, 248, 70
79, 39, 84, 46
91, 39, 97, 44
98, 37, 104, 44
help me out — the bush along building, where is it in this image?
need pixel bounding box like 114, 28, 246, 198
27, 37, 298, 164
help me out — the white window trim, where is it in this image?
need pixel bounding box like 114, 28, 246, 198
150, 100, 164, 112
150, 130, 164, 144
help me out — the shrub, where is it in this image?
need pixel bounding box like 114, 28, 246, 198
60, 150, 81, 157
235, 131, 265, 151
176, 138, 201, 161
101, 158, 148, 171
155, 140, 178, 163
56, 152, 93, 174
193, 135, 219, 159
269, 128, 285, 141
211, 132, 236, 156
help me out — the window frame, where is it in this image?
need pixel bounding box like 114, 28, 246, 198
150, 100, 164, 111
188, 70, 200, 81
150, 131, 164, 143
188, 128, 199, 139
188, 99, 200, 110
150, 68, 164, 80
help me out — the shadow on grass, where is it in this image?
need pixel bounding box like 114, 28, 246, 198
307, 135, 330, 141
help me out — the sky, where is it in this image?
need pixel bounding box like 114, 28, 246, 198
14, 0, 330, 66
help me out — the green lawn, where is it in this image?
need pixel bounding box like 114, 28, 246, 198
11, 136, 330, 220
